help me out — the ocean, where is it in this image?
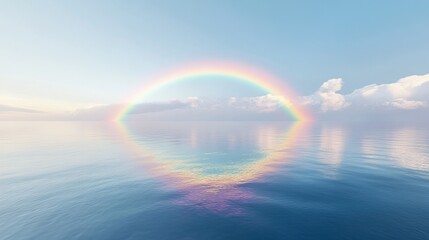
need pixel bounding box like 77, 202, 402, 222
1, 121, 428, 240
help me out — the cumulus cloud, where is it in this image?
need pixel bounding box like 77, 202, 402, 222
302, 78, 349, 112
303, 73, 429, 113
68, 97, 202, 120
348, 74, 429, 109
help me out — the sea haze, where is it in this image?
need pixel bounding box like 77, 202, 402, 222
1, 121, 428, 240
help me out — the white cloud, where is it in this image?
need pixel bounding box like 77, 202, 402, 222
68, 98, 202, 120
113, 95, 292, 121
385, 98, 426, 109
303, 73, 429, 113
186, 97, 202, 108
233, 95, 285, 113
302, 78, 349, 112
130, 99, 193, 114
348, 74, 429, 108
0, 104, 43, 113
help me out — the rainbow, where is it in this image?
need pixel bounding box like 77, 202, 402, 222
114, 61, 311, 121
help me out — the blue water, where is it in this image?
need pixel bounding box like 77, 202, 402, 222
1, 121, 429, 240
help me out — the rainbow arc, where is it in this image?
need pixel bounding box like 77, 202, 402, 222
114, 61, 312, 121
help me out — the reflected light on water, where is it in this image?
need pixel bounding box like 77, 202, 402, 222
318, 126, 345, 178
360, 126, 429, 171
115, 121, 308, 214
389, 128, 429, 171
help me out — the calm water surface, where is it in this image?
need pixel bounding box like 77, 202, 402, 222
1, 121, 429, 240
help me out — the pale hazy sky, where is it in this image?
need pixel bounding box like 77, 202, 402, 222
1, 1, 428, 120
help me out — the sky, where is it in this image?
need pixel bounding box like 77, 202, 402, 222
1, 1, 429, 121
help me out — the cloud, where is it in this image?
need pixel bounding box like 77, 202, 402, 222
130, 99, 193, 114
3, 73, 429, 122
68, 98, 201, 120
304, 73, 429, 113
302, 78, 349, 112
0, 95, 291, 121
111, 95, 292, 121
385, 98, 426, 109
0, 104, 43, 113
229, 95, 285, 113
348, 74, 429, 109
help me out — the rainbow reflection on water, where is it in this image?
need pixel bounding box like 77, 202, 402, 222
115, 121, 309, 214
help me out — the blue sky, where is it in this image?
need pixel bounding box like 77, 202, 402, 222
1, 1, 429, 119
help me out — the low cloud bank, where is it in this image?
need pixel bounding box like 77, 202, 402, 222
67, 98, 202, 120
2, 73, 428, 121
65, 95, 291, 121
0, 104, 43, 113
229, 95, 286, 113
